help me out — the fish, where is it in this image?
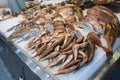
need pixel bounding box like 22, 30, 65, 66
60, 40, 75, 52
26, 35, 41, 50
53, 64, 80, 76
60, 50, 73, 55
60, 36, 84, 52
62, 59, 82, 69
8, 31, 28, 40
86, 39, 95, 63
61, 34, 75, 49
40, 52, 58, 61
87, 32, 112, 55
51, 36, 64, 48
44, 54, 66, 68
72, 45, 79, 61
59, 54, 73, 70
29, 40, 41, 50
41, 36, 54, 44
7, 23, 22, 32
62, 34, 71, 46
39, 47, 54, 59
33, 43, 47, 58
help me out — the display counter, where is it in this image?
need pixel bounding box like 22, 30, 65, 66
0, 3, 120, 80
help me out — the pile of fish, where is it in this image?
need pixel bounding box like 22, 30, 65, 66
26, 24, 95, 76
7, 1, 120, 76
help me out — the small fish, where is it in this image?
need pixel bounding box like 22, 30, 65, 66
60, 50, 73, 55
51, 36, 64, 48
40, 52, 58, 61
62, 34, 71, 47
41, 36, 54, 44
53, 64, 80, 76
8, 31, 27, 40
29, 40, 41, 50
44, 54, 66, 68
87, 32, 110, 53
26, 35, 42, 50
39, 47, 54, 59
61, 34, 75, 49
60, 40, 75, 52
72, 45, 79, 61
59, 54, 73, 70
7, 22, 22, 32
62, 59, 82, 69
86, 39, 95, 63
22, 29, 41, 41
33, 43, 47, 58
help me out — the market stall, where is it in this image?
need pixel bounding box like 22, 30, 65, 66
0, 0, 120, 80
